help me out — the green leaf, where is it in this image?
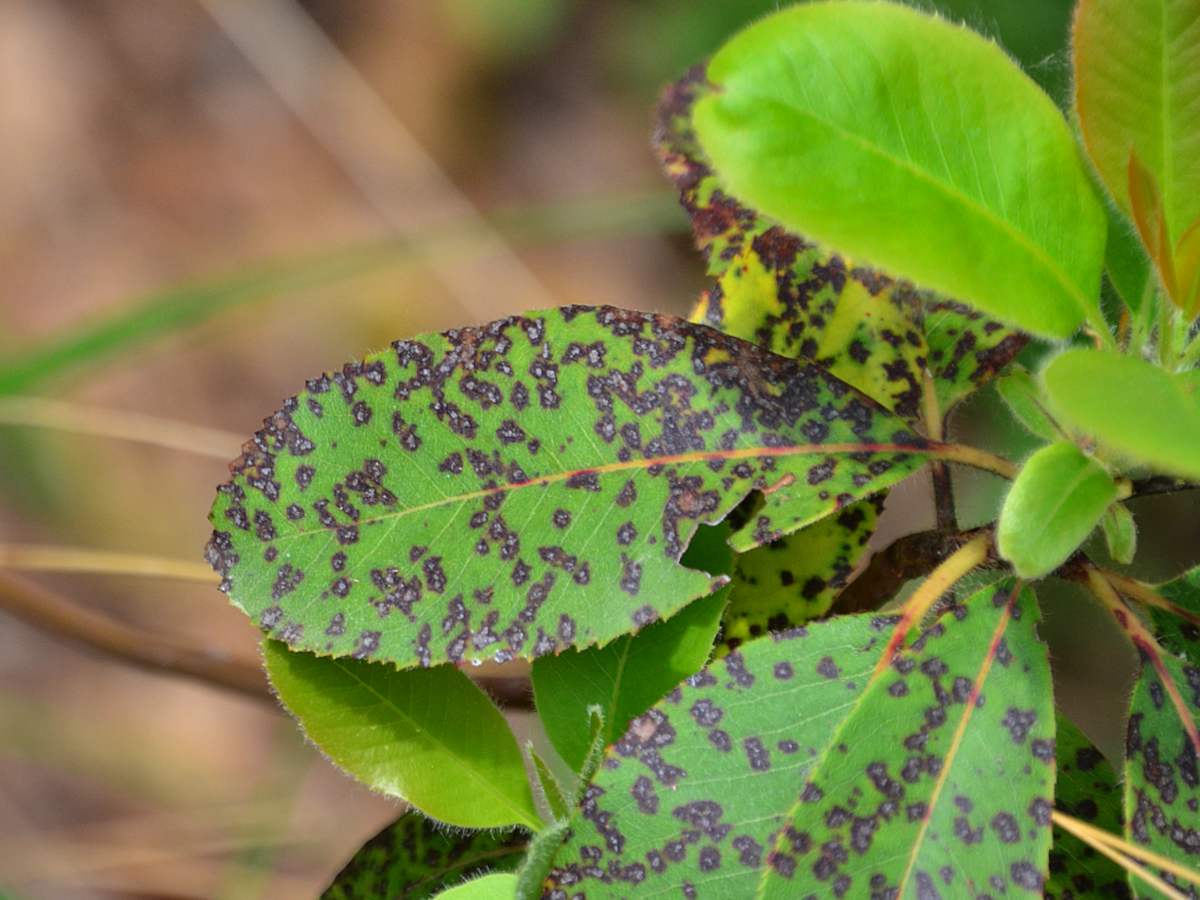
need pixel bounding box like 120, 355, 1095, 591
1045, 716, 1129, 900
263, 641, 540, 829
1155, 564, 1200, 666
1102, 502, 1138, 565
546, 580, 1054, 897
528, 745, 571, 822
206, 307, 927, 669
532, 588, 727, 773
1124, 647, 1200, 897
1073, 0, 1200, 247
720, 496, 882, 652
532, 522, 730, 774
693, 1, 1106, 339
1105, 200, 1156, 316
998, 441, 1118, 579
432, 873, 518, 899
1042, 348, 1200, 480
322, 812, 526, 900
996, 369, 1061, 441
656, 67, 1026, 420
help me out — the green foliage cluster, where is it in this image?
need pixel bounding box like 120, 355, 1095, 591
204, 1, 1200, 896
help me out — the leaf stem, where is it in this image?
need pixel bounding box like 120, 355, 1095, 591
1051, 810, 1197, 898
928, 442, 1018, 479
873, 533, 992, 674
1099, 569, 1200, 629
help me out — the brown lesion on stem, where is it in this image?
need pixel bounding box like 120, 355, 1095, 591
0, 573, 534, 710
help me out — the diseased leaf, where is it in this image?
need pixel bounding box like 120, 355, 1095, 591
655, 67, 1026, 421
1045, 716, 1130, 900
1156, 565, 1200, 666
693, 2, 1106, 339
1042, 349, 1200, 481
431, 873, 517, 899
720, 495, 882, 653
545, 580, 1054, 898
263, 642, 540, 829
532, 525, 730, 773
996, 369, 1061, 441
206, 306, 927, 669
1102, 503, 1138, 566
1073, 0, 1200, 247
322, 812, 526, 900
1124, 648, 1200, 897
998, 441, 1118, 579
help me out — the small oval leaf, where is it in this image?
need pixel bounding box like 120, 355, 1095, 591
1041, 348, 1200, 480
998, 441, 1118, 578
1102, 502, 1138, 565
693, 1, 1106, 338
264, 642, 540, 829
996, 369, 1060, 441
432, 873, 517, 899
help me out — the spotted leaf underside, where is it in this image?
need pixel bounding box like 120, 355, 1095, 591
544, 579, 1053, 898
206, 306, 927, 669
1124, 648, 1200, 898
322, 812, 526, 900
719, 495, 882, 654
655, 66, 1027, 420
1046, 716, 1129, 900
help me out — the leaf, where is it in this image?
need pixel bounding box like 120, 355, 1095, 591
206, 306, 927, 669
545, 580, 1055, 897
263, 641, 540, 829
655, 67, 1026, 420
693, 1, 1106, 339
1177, 217, 1200, 317
1125, 648, 1200, 897
1155, 564, 1200, 667
996, 369, 1061, 441
431, 873, 518, 899
1128, 151, 1182, 304
1105, 200, 1156, 315
720, 495, 882, 653
1073, 0, 1200, 247
532, 524, 731, 773
1045, 716, 1130, 900
322, 812, 526, 900
998, 441, 1118, 579
528, 745, 571, 822
1041, 348, 1200, 480
1103, 503, 1138, 566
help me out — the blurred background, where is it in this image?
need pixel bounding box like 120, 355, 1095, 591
4, 1, 1193, 898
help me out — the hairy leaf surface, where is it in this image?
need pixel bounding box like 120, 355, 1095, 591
323, 812, 526, 900
264, 642, 539, 829
545, 580, 1053, 897
1124, 648, 1200, 897
207, 307, 926, 668
433, 873, 517, 899
1045, 716, 1129, 900
1042, 349, 1200, 480
656, 67, 1026, 420
693, 1, 1106, 340
998, 441, 1118, 579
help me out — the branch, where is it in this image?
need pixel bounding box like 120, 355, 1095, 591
1129, 475, 1200, 499
0, 574, 534, 709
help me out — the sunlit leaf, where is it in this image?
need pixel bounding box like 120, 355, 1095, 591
533, 523, 730, 773
1045, 716, 1130, 899
1124, 647, 1200, 897
998, 441, 1118, 579
720, 496, 882, 653
1042, 348, 1200, 480
206, 307, 927, 669
264, 642, 540, 829
322, 812, 526, 899
431, 873, 517, 899
656, 66, 1026, 421
1073, 0, 1200, 247
546, 580, 1054, 897
694, 1, 1106, 339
